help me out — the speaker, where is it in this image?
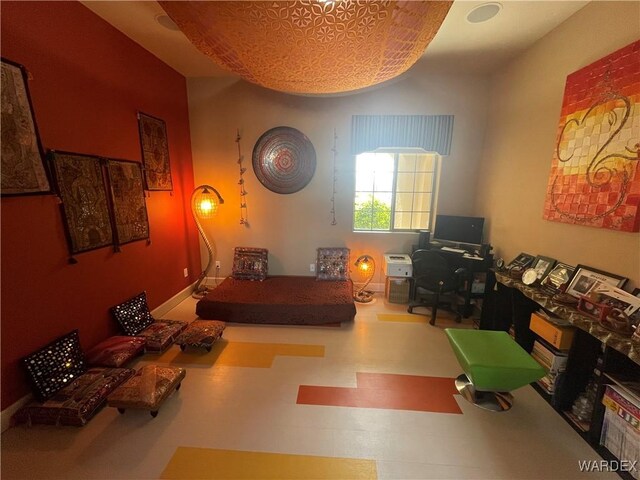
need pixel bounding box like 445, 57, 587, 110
479, 244, 491, 258
418, 230, 430, 249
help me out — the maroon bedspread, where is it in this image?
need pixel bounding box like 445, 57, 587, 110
196, 276, 356, 325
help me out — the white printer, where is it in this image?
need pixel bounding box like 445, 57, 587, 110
383, 254, 412, 277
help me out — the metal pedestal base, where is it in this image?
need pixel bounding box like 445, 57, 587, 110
454, 374, 513, 412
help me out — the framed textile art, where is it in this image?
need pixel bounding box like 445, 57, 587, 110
1, 58, 51, 196
137, 112, 173, 191
232, 247, 268, 281
316, 247, 350, 281
543, 40, 640, 232
106, 159, 150, 245
50, 151, 113, 254
252, 126, 316, 194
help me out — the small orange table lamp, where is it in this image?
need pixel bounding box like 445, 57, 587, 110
191, 185, 224, 298
354, 255, 375, 303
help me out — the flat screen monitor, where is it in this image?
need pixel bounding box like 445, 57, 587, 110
433, 215, 484, 246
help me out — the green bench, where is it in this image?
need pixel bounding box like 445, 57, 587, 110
445, 329, 546, 411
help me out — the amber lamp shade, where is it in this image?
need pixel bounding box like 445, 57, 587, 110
191, 185, 224, 298
354, 254, 375, 303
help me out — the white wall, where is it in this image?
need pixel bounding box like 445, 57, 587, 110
187, 67, 491, 285
476, 1, 640, 287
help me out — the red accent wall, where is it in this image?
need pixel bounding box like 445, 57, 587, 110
1, 2, 201, 409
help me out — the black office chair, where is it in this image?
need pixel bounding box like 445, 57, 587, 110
407, 249, 467, 325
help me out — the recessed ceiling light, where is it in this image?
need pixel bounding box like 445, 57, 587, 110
466, 2, 502, 24
155, 14, 180, 32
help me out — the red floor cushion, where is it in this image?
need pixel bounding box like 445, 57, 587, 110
85, 336, 146, 368
14, 367, 134, 426
110, 292, 186, 352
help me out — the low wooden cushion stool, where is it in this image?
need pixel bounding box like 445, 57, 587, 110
175, 319, 226, 352
107, 365, 185, 418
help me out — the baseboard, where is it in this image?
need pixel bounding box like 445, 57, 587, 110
151, 281, 197, 318
1, 394, 31, 433
1, 282, 198, 433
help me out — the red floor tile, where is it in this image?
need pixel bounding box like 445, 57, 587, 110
297, 372, 462, 414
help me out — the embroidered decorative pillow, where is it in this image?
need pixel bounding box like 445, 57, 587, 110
316, 247, 350, 281
22, 330, 87, 402
111, 291, 154, 335
232, 247, 268, 281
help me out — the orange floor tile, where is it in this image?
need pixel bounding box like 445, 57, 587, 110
297, 372, 462, 413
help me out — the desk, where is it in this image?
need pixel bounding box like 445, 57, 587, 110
429, 248, 493, 318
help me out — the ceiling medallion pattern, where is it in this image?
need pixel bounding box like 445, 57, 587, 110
159, 1, 452, 94
252, 126, 316, 194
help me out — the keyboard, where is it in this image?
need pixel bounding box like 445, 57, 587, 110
440, 246, 466, 254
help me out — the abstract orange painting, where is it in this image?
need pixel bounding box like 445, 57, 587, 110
543, 40, 640, 232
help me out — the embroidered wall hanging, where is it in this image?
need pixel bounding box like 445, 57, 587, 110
1, 58, 51, 196
137, 112, 173, 191
50, 151, 113, 254
107, 159, 150, 245
543, 40, 640, 232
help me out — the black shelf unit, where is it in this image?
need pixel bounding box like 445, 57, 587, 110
485, 273, 639, 478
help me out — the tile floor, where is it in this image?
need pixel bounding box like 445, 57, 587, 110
1, 295, 614, 479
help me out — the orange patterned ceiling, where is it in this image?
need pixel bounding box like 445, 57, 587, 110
159, 1, 452, 94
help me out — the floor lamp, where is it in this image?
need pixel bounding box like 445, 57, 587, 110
191, 185, 224, 299
353, 254, 375, 303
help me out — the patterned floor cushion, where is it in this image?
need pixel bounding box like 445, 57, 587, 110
85, 336, 146, 368
175, 320, 226, 352
13, 367, 134, 427
137, 320, 187, 353
107, 365, 186, 417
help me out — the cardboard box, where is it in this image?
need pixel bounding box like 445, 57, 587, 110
530, 312, 575, 350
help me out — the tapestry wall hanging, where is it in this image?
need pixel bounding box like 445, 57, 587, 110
252, 126, 316, 194
50, 151, 113, 254
1, 58, 51, 196
137, 112, 173, 191
543, 40, 640, 232
106, 159, 150, 245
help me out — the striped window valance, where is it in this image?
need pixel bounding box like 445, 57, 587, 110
351, 115, 454, 156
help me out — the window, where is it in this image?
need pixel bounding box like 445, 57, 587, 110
353, 151, 439, 231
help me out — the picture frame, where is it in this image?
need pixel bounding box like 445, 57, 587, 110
106, 159, 150, 246
137, 111, 173, 191
541, 262, 575, 294
49, 151, 113, 254
1, 57, 51, 196
590, 284, 640, 318
565, 264, 627, 299
531, 255, 556, 282
505, 252, 535, 270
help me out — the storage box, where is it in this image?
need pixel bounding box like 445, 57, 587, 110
383, 254, 412, 277
600, 385, 640, 479
530, 312, 575, 350
385, 277, 410, 304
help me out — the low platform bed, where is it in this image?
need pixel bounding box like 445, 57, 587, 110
196, 276, 356, 325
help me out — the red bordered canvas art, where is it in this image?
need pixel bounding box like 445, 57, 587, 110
543, 40, 640, 232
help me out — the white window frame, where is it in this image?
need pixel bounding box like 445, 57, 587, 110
353, 149, 441, 233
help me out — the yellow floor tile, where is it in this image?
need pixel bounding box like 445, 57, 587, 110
155, 340, 325, 367
160, 447, 377, 480
377, 313, 425, 323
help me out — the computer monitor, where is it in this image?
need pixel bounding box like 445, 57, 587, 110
433, 215, 485, 246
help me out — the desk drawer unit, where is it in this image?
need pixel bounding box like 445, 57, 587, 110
529, 312, 575, 350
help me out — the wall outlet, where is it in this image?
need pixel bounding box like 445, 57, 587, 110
183, 268, 189, 278
215, 261, 221, 269
310, 263, 315, 272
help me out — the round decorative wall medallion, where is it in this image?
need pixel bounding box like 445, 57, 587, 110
252, 126, 316, 194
